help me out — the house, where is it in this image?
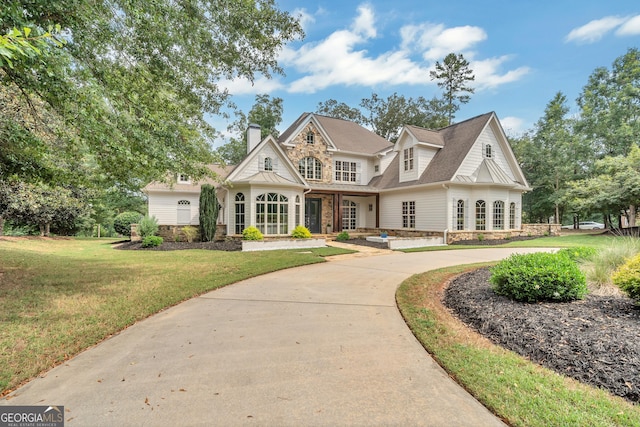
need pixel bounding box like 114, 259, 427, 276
144, 112, 536, 243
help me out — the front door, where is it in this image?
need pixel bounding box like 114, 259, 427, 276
305, 198, 322, 233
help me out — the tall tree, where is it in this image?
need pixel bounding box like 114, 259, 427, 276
199, 184, 218, 242
359, 92, 448, 142
1, 1, 303, 188
429, 53, 475, 125
576, 48, 640, 158
217, 94, 284, 164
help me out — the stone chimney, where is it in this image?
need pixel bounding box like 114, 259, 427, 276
247, 123, 261, 154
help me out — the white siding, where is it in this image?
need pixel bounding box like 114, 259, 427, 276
379, 151, 397, 174
379, 187, 447, 231
416, 146, 437, 177
148, 192, 200, 225
234, 145, 297, 182
399, 142, 419, 183
456, 125, 516, 181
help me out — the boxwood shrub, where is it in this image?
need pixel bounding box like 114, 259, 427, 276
490, 252, 587, 303
291, 225, 312, 239
113, 211, 143, 237
336, 231, 349, 241
141, 235, 163, 248
612, 254, 640, 304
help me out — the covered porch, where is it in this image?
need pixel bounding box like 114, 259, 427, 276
303, 185, 380, 234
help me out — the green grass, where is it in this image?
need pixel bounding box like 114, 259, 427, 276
0, 238, 350, 394
397, 264, 640, 427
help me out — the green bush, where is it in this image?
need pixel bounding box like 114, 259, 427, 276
242, 226, 263, 241
141, 235, 163, 248
113, 211, 143, 237
138, 215, 159, 238
336, 231, 349, 241
181, 225, 198, 243
556, 246, 597, 262
490, 252, 588, 303
612, 254, 640, 303
477, 233, 484, 241
291, 225, 312, 239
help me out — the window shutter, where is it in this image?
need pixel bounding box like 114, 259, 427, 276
356, 162, 362, 184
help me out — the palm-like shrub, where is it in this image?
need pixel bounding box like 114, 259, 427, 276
138, 215, 159, 238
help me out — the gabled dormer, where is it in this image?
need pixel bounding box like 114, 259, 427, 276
395, 125, 444, 183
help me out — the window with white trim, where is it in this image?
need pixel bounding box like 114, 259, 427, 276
177, 200, 191, 225
509, 202, 516, 229
256, 193, 288, 235
335, 160, 357, 182
403, 147, 414, 171
475, 200, 486, 231
493, 200, 504, 230
342, 200, 357, 230
235, 193, 245, 234
485, 144, 493, 159
456, 200, 465, 230
299, 157, 322, 180
306, 131, 314, 144
264, 157, 273, 171
402, 201, 416, 228
178, 174, 190, 184
295, 195, 301, 226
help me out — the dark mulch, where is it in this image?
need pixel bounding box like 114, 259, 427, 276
443, 268, 640, 403
115, 240, 242, 251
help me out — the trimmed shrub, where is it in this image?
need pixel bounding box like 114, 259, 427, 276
141, 235, 163, 248
612, 254, 640, 303
291, 225, 312, 239
138, 215, 159, 238
181, 225, 198, 243
242, 226, 263, 241
490, 252, 588, 303
113, 211, 143, 237
336, 231, 349, 241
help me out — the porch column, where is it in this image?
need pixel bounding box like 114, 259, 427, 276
375, 194, 380, 228
334, 193, 343, 232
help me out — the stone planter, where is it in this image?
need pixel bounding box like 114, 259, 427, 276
242, 238, 327, 252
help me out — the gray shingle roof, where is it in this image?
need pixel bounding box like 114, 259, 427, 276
279, 113, 393, 155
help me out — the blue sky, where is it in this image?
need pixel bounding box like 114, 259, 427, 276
213, 1, 640, 146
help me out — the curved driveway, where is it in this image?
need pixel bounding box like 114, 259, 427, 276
3, 247, 545, 426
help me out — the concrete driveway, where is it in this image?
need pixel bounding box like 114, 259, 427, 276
2, 247, 544, 426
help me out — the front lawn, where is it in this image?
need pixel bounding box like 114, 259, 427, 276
0, 238, 350, 394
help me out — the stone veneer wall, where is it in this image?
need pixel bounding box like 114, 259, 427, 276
286, 123, 334, 184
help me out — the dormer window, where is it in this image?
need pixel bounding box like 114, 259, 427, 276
306, 131, 314, 144
485, 144, 493, 159
178, 174, 190, 184
403, 147, 414, 171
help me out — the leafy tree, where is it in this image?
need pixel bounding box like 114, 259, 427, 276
199, 184, 218, 242
1, 1, 303, 188
359, 92, 448, 142
576, 48, 640, 158
429, 53, 475, 125
316, 99, 365, 124
564, 145, 640, 228
0, 25, 62, 68
217, 94, 284, 164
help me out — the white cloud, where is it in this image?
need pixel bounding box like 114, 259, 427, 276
292, 8, 316, 31
565, 16, 628, 43
500, 116, 526, 136
400, 23, 487, 60
352, 4, 377, 38
471, 56, 531, 90
616, 14, 640, 36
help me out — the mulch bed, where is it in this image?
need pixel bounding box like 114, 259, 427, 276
443, 267, 640, 403
115, 240, 242, 251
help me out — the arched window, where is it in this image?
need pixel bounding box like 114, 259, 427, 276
493, 200, 504, 230
485, 144, 493, 159
299, 157, 322, 180
256, 193, 288, 235
342, 200, 357, 230
456, 200, 465, 230
264, 157, 273, 171
295, 195, 301, 226
475, 200, 486, 231
177, 200, 191, 225
509, 202, 516, 229
235, 193, 245, 234
306, 131, 314, 144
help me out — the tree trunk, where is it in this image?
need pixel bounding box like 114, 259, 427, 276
630, 205, 637, 227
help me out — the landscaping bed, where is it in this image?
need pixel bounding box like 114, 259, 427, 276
443, 267, 640, 403
115, 239, 242, 251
